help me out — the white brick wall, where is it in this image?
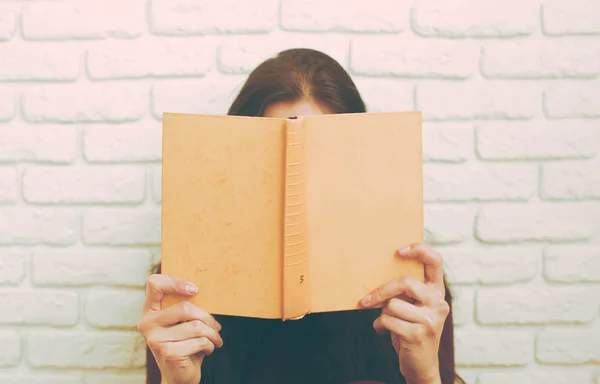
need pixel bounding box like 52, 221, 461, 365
0, 0, 598, 382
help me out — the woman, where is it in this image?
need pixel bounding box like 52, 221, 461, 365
138, 48, 464, 384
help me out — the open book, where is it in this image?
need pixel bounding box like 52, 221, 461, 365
161, 111, 425, 320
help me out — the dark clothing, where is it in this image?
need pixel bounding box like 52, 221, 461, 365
199, 309, 404, 384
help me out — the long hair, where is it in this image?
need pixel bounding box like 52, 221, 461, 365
147, 48, 463, 384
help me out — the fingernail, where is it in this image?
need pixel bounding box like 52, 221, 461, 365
216, 321, 222, 331
398, 246, 410, 255
185, 284, 198, 294
361, 294, 372, 306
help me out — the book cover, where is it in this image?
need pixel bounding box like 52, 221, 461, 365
161, 111, 424, 320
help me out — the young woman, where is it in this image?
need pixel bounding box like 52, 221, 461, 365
138, 48, 464, 384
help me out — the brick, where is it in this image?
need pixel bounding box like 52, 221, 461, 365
87, 39, 214, 79
543, 0, 600, 35
0, 290, 78, 325
535, 370, 595, 384
476, 204, 599, 243
85, 373, 145, 384
0, 125, 76, 164
354, 78, 413, 113
536, 371, 596, 384
441, 246, 539, 285
83, 209, 160, 245
455, 330, 532, 366
422, 123, 472, 163
0, 209, 78, 245
351, 37, 477, 79
0, 331, 20, 367
83, 124, 162, 163
544, 245, 600, 282
0, 375, 81, 384
281, 0, 407, 32
21, 0, 144, 40
32, 250, 153, 287
0, 251, 26, 285
0, 10, 16, 41
152, 166, 162, 203
477, 286, 597, 325
23, 166, 146, 204
27, 331, 145, 368
541, 161, 600, 200
424, 164, 536, 202
149, 0, 276, 35
478, 370, 595, 384
481, 39, 600, 78
0, 87, 15, 121
353, 77, 414, 112
22, 84, 147, 123
0, 44, 80, 81
537, 330, 600, 364
218, 35, 350, 74
412, 0, 537, 37
0, 167, 16, 203
151, 78, 242, 119
449, 286, 473, 326
476, 121, 599, 160
417, 81, 538, 121
424, 206, 474, 245
85, 289, 144, 329
478, 372, 532, 384
545, 83, 600, 118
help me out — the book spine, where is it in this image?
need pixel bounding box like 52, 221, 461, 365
282, 117, 310, 320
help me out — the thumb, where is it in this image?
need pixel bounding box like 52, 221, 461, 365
144, 274, 198, 313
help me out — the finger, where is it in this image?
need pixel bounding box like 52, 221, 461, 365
159, 337, 216, 361
154, 301, 221, 331
144, 274, 198, 313
397, 243, 444, 288
405, 276, 431, 306
154, 320, 223, 348
360, 278, 406, 308
383, 297, 433, 326
373, 313, 420, 338
361, 276, 428, 308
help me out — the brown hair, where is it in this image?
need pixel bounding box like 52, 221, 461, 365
147, 48, 463, 384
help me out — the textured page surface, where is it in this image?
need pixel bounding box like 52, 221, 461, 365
161, 113, 284, 318
304, 111, 425, 313
282, 118, 311, 320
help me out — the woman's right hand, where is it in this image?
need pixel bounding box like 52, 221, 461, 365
137, 274, 223, 384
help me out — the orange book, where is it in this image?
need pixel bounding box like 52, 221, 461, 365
161, 111, 425, 320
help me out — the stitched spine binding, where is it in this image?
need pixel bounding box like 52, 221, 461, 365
282, 117, 310, 320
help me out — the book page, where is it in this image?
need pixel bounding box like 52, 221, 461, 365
304, 111, 425, 314
161, 113, 284, 319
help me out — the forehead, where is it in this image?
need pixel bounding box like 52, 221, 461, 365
263, 100, 333, 118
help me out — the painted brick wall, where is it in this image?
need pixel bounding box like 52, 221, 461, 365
0, 0, 599, 383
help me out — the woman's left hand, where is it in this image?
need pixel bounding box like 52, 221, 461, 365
360, 243, 449, 384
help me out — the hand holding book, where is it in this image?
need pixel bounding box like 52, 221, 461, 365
138, 275, 223, 384
361, 243, 447, 384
